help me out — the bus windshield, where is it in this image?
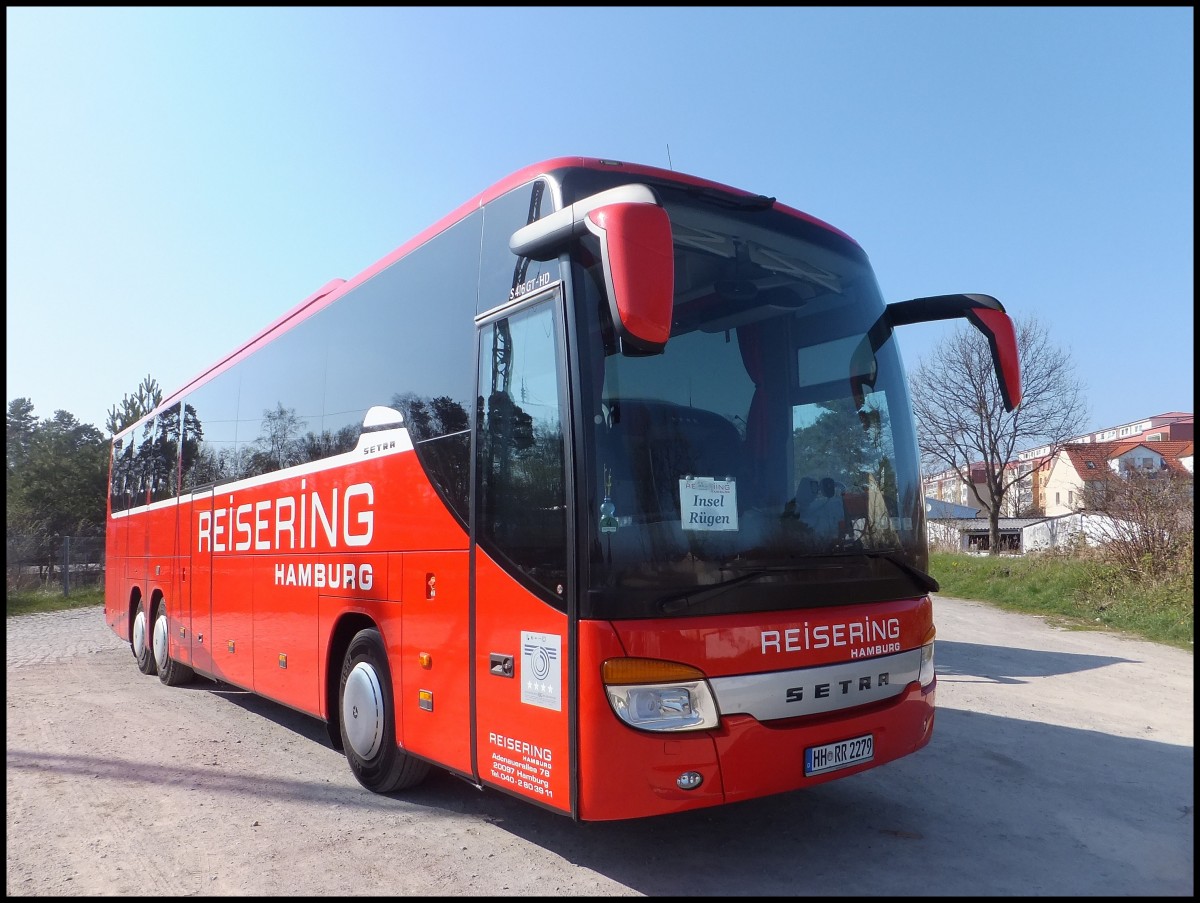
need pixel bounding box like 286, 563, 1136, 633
578, 189, 927, 619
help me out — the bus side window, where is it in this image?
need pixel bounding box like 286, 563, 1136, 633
479, 179, 561, 316
476, 297, 568, 605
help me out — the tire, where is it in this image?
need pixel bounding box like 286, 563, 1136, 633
132, 599, 157, 676
338, 628, 429, 793
153, 603, 195, 686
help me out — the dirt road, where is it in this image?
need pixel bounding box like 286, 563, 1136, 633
6, 598, 1193, 896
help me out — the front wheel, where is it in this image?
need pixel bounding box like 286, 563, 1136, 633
153, 603, 194, 686
132, 599, 157, 675
339, 628, 429, 793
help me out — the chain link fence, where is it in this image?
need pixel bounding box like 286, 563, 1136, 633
6, 534, 105, 595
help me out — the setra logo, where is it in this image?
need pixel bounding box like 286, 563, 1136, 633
785, 670, 890, 703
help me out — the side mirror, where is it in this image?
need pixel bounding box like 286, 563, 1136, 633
885, 293, 1022, 412
584, 203, 673, 353
510, 184, 674, 354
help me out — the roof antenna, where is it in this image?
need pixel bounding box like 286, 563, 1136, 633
666, 144, 674, 171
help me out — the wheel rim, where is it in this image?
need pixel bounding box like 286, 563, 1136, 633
343, 661, 385, 760
153, 613, 169, 670
133, 609, 147, 656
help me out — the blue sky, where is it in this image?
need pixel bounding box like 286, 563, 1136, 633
6, 7, 1194, 435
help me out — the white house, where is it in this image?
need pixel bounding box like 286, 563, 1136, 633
1041, 440, 1193, 517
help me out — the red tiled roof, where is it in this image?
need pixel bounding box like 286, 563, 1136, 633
1062, 440, 1192, 479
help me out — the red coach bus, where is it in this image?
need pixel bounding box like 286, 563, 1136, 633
105, 156, 1020, 821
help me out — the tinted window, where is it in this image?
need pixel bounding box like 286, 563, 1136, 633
110, 432, 135, 512
172, 208, 483, 525
182, 368, 241, 490
179, 402, 204, 489
234, 323, 329, 476
149, 403, 182, 503
478, 180, 560, 315
132, 415, 157, 507
325, 211, 482, 523
476, 293, 568, 607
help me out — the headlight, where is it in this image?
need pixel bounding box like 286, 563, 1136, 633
602, 658, 720, 731
918, 640, 935, 688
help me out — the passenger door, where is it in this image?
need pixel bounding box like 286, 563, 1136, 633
472, 289, 573, 815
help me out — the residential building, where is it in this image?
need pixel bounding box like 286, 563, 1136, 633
922, 411, 1193, 518
1041, 439, 1193, 516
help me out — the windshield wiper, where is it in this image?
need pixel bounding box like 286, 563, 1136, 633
829, 548, 940, 594
656, 562, 844, 614
655, 552, 937, 615
657, 569, 772, 614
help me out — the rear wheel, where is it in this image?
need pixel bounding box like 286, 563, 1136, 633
153, 603, 194, 686
339, 628, 429, 793
132, 599, 157, 675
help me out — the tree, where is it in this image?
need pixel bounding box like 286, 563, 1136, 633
7, 374, 166, 587
909, 314, 1088, 554
250, 403, 307, 474
1079, 467, 1193, 579
7, 398, 42, 585
106, 374, 163, 436
25, 411, 109, 536
6, 405, 108, 584
7, 397, 37, 477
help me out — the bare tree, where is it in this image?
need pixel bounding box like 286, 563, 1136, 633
910, 315, 1088, 554
1079, 467, 1193, 579
252, 403, 307, 473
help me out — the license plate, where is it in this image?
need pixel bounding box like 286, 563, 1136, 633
805, 734, 874, 776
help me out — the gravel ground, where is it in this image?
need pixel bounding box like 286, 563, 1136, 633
5, 599, 1193, 896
